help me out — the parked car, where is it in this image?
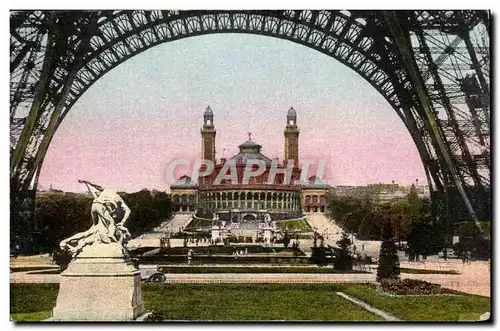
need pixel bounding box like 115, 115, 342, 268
139, 264, 166, 283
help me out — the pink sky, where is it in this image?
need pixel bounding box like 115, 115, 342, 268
38, 34, 426, 193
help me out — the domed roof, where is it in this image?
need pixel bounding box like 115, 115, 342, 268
230, 151, 272, 166
238, 140, 261, 149
287, 106, 297, 117
204, 105, 213, 115
230, 139, 272, 165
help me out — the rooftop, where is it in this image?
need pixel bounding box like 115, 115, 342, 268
230, 138, 272, 165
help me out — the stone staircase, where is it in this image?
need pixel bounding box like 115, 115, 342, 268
128, 213, 193, 248
304, 213, 381, 258
154, 213, 193, 235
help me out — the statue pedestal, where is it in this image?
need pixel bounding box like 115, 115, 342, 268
211, 225, 220, 242
52, 243, 148, 321
263, 227, 273, 244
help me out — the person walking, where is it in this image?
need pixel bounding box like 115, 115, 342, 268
466, 250, 472, 265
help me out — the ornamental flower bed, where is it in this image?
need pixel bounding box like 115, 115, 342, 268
379, 278, 444, 295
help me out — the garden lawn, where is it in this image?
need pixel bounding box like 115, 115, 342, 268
143, 283, 381, 321
28, 266, 370, 275
278, 219, 311, 232
10, 283, 380, 321
133, 246, 304, 256
342, 283, 490, 321
10, 283, 490, 322
10, 266, 59, 273
10, 283, 59, 321
10, 311, 52, 322
183, 218, 211, 230
399, 268, 459, 275
157, 266, 369, 274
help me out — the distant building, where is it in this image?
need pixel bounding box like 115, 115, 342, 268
170, 106, 331, 214
36, 184, 65, 195
333, 182, 430, 203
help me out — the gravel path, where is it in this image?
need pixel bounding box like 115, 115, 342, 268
10, 272, 375, 284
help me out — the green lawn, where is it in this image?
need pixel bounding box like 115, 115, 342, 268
10, 283, 490, 322
11, 283, 379, 321
277, 219, 311, 232
131, 245, 305, 256
342, 283, 490, 321
183, 218, 210, 230
28, 266, 370, 275
10, 266, 59, 273
156, 266, 369, 274
10, 311, 52, 322
26, 266, 459, 275
143, 283, 382, 321
400, 268, 460, 275
10, 283, 59, 315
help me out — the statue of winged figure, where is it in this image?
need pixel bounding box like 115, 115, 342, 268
59, 180, 132, 257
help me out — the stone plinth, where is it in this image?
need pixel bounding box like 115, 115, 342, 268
263, 227, 273, 244
52, 243, 147, 321
211, 225, 220, 241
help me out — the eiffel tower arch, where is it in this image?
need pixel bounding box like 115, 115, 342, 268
10, 10, 490, 252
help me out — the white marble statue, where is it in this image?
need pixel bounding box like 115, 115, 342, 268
264, 213, 272, 226
59, 181, 132, 257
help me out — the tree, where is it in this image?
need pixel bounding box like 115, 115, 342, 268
333, 232, 354, 271
453, 221, 491, 260
34, 192, 93, 254
406, 198, 443, 260
31, 189, 173, 254
310, 233, 328, 266
358, 203, 407, 241
377, 221, 400, 281
327, 194, 372, 234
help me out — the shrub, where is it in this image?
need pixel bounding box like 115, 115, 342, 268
149, 310, 166, 321
379, 279, 443, 295
333, 232, 354, 271
310, 247, 329, 266
283, 232, 291, 248
377, 221, 400, 281
361, 255, 373, 264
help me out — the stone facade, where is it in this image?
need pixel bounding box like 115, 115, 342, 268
170, 107, 331, 215
301, 188, 328, 213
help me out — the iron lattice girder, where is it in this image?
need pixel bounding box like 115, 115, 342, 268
411, 17, 490, 190
414, 27, 483, 189
411, 10, 485, 33
66, 10, 414, 113
10, 10, 419, 184
9, 10, 490, 223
